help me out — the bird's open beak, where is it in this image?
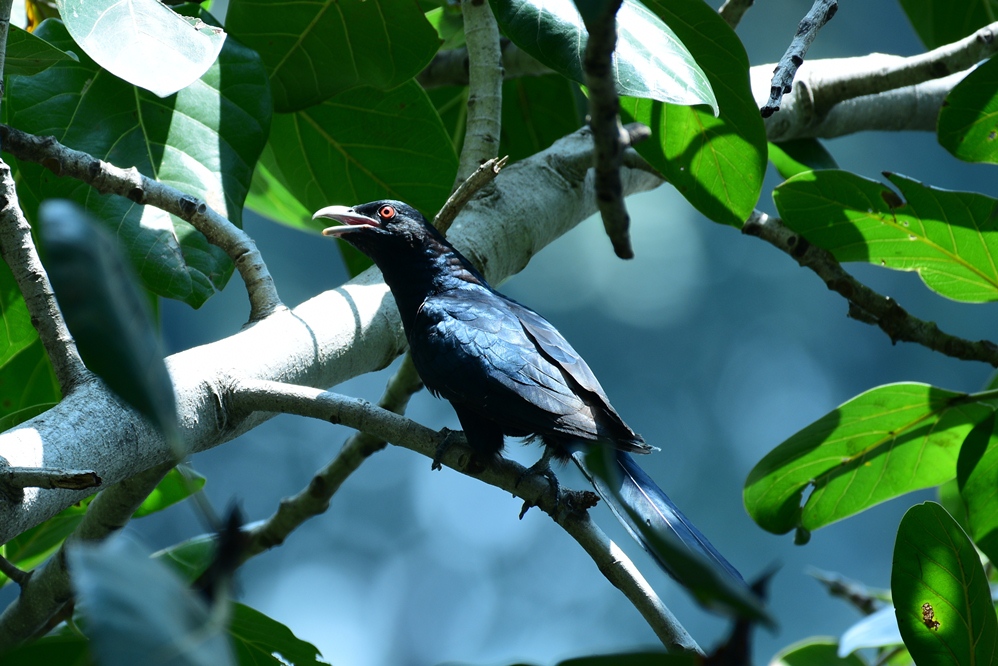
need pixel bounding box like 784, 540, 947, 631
313, 206, 379, 236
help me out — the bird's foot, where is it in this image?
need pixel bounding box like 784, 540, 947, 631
431, 428, 463, 471
517, 449, 561, 518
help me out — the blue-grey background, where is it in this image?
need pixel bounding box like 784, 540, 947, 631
145, 1, 996, 664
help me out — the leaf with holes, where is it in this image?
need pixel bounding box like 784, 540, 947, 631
745, 383, 994, 536
774, 171, 998, 303
893, 502, 998, 664
8, 17, 270, 308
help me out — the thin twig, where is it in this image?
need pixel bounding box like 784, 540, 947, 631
0, 555, 29, 586
742, 211, 998, 366
453, 0, 503, 186
0, 160, 88, 393
230, 378, 702, 654
0, 125, 283, 322
761, 0, 838, 118
718, 0, 754, 30
2, 467, 100, 494
0, 462, 173, 649
435, 156, 508, 234
580, 0, 634, 259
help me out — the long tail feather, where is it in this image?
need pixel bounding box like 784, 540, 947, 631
571, 449, 744, 585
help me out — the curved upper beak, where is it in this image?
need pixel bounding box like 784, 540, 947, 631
313, 206, 379, 236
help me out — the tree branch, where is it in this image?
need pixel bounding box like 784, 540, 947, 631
760, 0, 838, 118
742, 211, 998, 366
436, 155, 507, 235
718, 0, 753, 30
0, 126, 663, 546
0, 159, 88, 393
454, 0, 503, 185
417, 38, 551, 90
230, 378, 702, 654
580, 0, 635, 259
0, 125, 283, 322
0, 462, 172, 649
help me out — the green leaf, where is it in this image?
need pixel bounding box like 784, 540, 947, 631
229, 603, 328, 666
154, 532, 218, 582
264, 81, 457, 276
771, 637, 869, 665
774, 171, 998, 303
226, 0, 440, 113
0, 632, 92, 665
939, 55, 998, 165
937, 478, 971, 534
769, 139, 838, 180
501, 75, 585, 163
5, 24, 78, 77
956, 411, 998, 564
491, 0, 716, 110
245, 143, 316, 230
899, 0, 998, 50
620, 0, 766, 227
8, 17, 270, 308
41, 201, 178, 438
426, 85, 468, 153
0, 259, 59, 427
134, 466, 205, 518
70, 536, 234, 666
745, 383, 993, 535
425, 5, 466, 50
55, 0, 225, 96
892, 502, 998, 664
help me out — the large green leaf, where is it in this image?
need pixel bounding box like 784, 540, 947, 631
0, 632, 91, 666
956, 412, 998, 565
620, 0, 766, 227
7, 17, 271, 308
769, 139, 838, 180
892, 502, 998, 664
6, 24, 78, 77
55, 0, 226, 96
491, 0, 715, 110
899, 0, 998, 50
262, 81, 458, 275
229, 603, 327, 666
502, 74, 585, 163
774, 171, 998, 303
225, 0, 440, 113
938, 55, 998, 165
745, 383, 993, 537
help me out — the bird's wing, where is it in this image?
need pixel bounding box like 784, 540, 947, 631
411, 287, 601, 439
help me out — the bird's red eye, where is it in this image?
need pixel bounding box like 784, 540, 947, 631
378, 205, 396, 220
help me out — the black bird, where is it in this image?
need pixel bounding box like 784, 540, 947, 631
314, 199, 743, 585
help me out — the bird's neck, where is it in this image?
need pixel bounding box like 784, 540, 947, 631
377, 236, 487, 334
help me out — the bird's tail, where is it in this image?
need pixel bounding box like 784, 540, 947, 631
571, 449, 744, 585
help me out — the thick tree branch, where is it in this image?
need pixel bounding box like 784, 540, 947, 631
0, 160, 88, 392
230, 379, 702, 655
761, 0, 838, 118
742, 211, 998, 366
454, 0, 503, 185
0, 126, 663, 547
0, 462, 172, 649
0, 125, 283, 322
718, 0, 753, 29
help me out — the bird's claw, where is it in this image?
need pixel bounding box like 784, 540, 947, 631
431, 428, 462, 470
517, 449, 561, 518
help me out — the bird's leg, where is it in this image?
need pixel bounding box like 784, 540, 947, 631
432, 428, 465, 471
517, 446, 562, 518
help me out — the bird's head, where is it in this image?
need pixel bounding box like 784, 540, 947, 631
314, 200, 435, 251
